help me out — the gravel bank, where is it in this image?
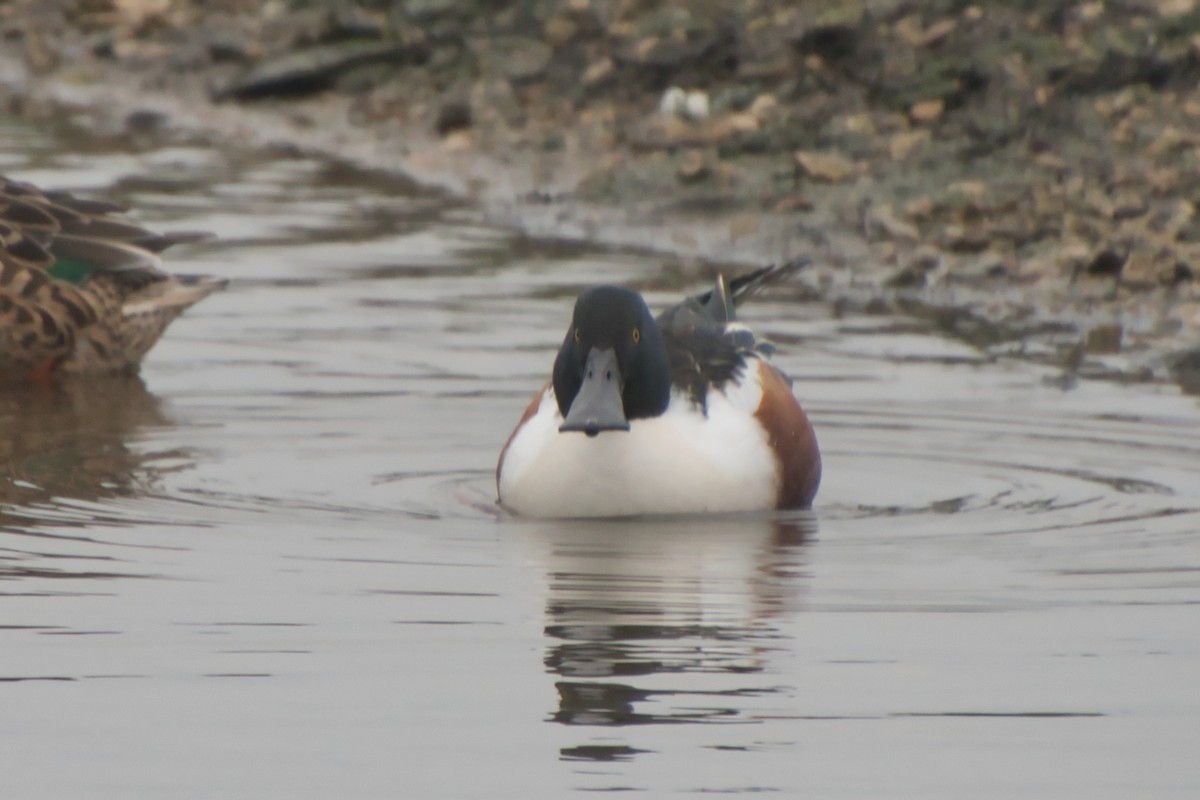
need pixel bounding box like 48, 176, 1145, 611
4, 0, 1200, 390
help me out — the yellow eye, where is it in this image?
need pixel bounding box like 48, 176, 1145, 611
574, 328, 582, 343
632, 327, 640, 343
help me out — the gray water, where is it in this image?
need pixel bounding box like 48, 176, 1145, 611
2, 120, 1199, 798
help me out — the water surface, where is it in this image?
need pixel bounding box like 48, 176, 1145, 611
2, 120, 1199, 798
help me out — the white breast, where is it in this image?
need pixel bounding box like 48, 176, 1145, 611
498, 368, 779, 518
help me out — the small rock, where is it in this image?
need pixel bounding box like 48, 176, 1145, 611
1014, 254, 1057, 283
1152, 199, 1195, 237
1032, 151, 1068, 171
683, 90, 710, 122
659, 86, 687, 117
124, 108, 170, 136
1058, 242, 1093, 274
1173, 261, 1195, 284
868, 204, 919, 241
794, 150, 857, 183
904, 195, 936, 218
1145, 125, 1200, 157
1146, 166, 1182, 193
909, 98, 945, 123
468, 76, 521, 127
915, 18, 958, 47
1155, 0, 1197, 17
676, 150, 710, 183
791, 12, 862, 62
543, 16, 577, 46
889, 129, 929, 160
1170, 347, 1200, 395
581, 57, 614, 86
630, 113, 696, 150
839, 112, 875, 134
1085, 248, 1126, 277
1170, 303, 1200, 328
893, 16, 923, 46
945, 181, 993, 212
24, 32, 59, 73
946, 180, 988, 203
1086, 324, 1123, 354
1110, 193, 1148, 221
863, 297, 894, 315
625, 18, 725, 71
113, 39, 171, 61
941, 223, 990, 252
886, 248, 941, 288
658, 86, 710, 122
440, 129, 474, 152
747, 93, 778, 122
435, 100, 472, 135
1120, 250, 1159, 287
711, 85, 759, 114
888, 263, 931, 289
712, 112, 760, 141
115, 0, 171, 28
1111, 118, 1136, 145
897, 17, 957, 47
716, 128, 767, 157
876, 241, 898, 264
952, 251, 1008, 282
215, 42, 419, 101
207, 30, 258, 63
773, 195, 814, 213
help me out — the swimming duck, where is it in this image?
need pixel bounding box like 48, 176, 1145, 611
497, 260, 821, 518
0, 175, 225, 383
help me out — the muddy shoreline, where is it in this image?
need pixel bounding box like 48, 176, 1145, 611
4, 1, 1200, 391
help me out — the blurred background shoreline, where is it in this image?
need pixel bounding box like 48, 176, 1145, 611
4, 0, 1200, 390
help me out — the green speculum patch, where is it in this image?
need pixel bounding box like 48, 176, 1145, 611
47, 258, 98, 284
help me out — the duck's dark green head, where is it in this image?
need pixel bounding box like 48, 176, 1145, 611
552, 285, 671, 436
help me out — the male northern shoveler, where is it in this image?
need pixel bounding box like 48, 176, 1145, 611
0, 175, 225, 383
497, 259, 821, 518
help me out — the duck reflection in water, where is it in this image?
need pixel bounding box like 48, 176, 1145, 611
525, 514, 815, 761
0, 378, 182, 530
